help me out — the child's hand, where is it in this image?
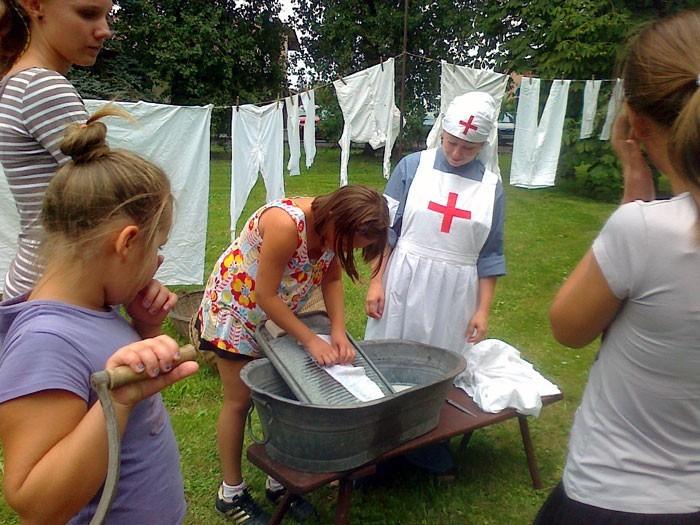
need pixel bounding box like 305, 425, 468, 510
105, 335, 199, 408
331, 331, 356, 364
305, 335, 340, 367
126, 279, 178, 337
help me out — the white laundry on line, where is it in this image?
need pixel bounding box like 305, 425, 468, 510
334, 57, 401, 185
580, 79, 602, 139
230, 102, 285, 236
301, 90, 317, 169
599, 78, 624, 141
84, 99, 212, 285
426, 61, 509, 177
510, 78, 571, 189
285, 94, 301, 176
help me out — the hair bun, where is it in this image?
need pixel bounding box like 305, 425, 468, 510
60, 120, 111, 164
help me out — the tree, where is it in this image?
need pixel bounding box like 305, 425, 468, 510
71, 0, 289, 107
294, 0, 698, 198
293, 0, 485, 148
470, 0, 695, 80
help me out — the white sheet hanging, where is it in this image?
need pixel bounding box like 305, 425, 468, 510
230, 102, 285, 236
0, 166, 19, 290
426, 61, 509, 176
600, 78, 624, 141
454, 338, 561, 417
510, 78, 571, 189
285, 95, 301, 176
580, 79, 602, 139
301, 90, 317, 169
84, 100, 212, 285
333, 58, 401, 185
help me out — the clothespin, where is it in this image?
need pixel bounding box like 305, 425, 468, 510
380, 56, 384, 71
236, 96, 240, 112
337, 73, 347, 85
290, 91, 295, 105
452, 62, 456, 73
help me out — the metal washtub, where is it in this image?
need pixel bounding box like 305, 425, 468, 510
240, 313, 467, 473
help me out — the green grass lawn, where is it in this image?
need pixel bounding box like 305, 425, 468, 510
0, 146, 617, 524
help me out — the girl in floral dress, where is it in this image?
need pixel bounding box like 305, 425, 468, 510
197, 185, 389, 524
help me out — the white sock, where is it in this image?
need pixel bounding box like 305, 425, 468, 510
221, 480, 246, 501
266, 476, 284, 492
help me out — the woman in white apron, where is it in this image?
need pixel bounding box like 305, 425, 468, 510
365, 91, 506, 474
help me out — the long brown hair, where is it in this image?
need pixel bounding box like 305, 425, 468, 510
41, 106, 173, 269
0, 0, 30, 74
311, 185, 389, 281
620, 10, 700, 223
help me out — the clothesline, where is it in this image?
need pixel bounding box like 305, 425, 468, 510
212, 51, 619, 109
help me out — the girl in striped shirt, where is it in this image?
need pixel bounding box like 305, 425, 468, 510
0, 0, 112, 299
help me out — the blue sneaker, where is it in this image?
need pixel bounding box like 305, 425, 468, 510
215, 486, 270, 524
266, 486, 318, 523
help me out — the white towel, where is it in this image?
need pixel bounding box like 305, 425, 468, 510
454, 338, 561, 417
510, 78, 571, 189
301, 90, 317, 169
580, 79, 602, 139
323, 363, 386, 402
285, 94, 301, 176
83, 100, 213, 285
600, 79, 624, 141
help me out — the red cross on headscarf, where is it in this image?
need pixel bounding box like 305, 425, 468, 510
459, 115, 478, 135
428, 192, 472, 233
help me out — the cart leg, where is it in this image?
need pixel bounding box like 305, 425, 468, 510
458, 430, 474, 456
518, 415, 542, 489
334, 478, 353, 525
269, 491, 293, 525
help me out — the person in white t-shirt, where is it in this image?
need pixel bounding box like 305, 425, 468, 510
535, 9, 700, 525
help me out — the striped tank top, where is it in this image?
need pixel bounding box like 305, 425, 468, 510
0, 68, 88, 299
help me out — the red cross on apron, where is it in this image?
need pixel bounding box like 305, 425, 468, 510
428, 192, 472, 233
459, 115, 478, 135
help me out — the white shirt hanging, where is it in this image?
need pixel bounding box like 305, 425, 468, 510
333, 58, 401, 185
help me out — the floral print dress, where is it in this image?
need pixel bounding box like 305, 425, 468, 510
198, 198, 335, 358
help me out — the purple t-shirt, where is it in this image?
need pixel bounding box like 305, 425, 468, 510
0, 295, 186, 524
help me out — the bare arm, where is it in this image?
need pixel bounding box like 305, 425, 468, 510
255, 209, 339, 365
365, 245, 391, 319
467, 276, 497, 344
0, 336, 198, 524
549, 250, 623, 348
321, 259, 355, 364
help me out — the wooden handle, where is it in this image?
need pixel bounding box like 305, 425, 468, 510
101, 344, 197, 390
